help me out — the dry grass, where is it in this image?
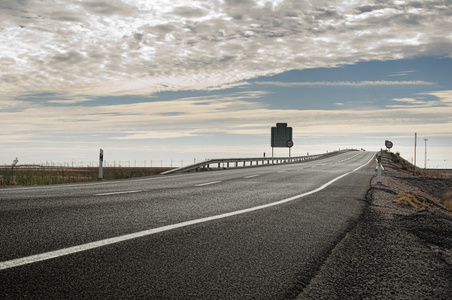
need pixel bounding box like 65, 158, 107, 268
394, 192, 428, 212
0, 166, 173, 186
388, 151, 452, 179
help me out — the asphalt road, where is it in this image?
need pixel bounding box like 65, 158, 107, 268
1, 151, 375, 299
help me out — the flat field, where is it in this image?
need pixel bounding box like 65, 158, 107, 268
0, 166, 173, 186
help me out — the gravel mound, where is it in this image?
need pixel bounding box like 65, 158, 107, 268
297, 152, 452, 299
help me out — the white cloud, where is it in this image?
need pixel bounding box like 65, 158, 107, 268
430, 90, 452, 104
254, 80, 434, 87
388, 90, 452, 108
1, 90, 451, 145
389, 70, 417, 77
1, 0, 451, 99
392, 97, 420, 103
1, 1, 451, 167
79, 0, 138, 16
112, 130, 198, 139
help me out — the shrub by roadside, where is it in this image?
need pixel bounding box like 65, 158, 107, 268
394, 191, 428, 212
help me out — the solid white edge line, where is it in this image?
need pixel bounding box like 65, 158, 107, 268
0, 153, 375, 271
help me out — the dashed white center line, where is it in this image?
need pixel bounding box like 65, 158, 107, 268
95, 190, 142, 196
244, 175, 259, 179
195, 181, 222, 187
335, 153, 360, 164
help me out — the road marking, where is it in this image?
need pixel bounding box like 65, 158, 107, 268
244, 175, 259, 179
94, 190, 142, 196
0, 154, 374, 271
194, 181, 222, 187
335, 153, 360, 164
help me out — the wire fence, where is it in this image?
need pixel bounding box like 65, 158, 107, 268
0, 159, 200, 169
0, 164, 177, 186
0, 158, 212, 186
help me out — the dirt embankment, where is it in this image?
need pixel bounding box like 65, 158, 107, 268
298, 151, 452, 299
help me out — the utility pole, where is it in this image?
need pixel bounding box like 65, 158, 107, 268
424, 138, 428, 169
414, 133, 417, 176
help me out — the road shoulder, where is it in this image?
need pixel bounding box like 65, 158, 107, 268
297, 152, 452, 299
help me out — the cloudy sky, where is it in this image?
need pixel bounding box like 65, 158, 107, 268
1, 0, 451, 168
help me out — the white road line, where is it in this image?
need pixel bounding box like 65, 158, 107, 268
244, 175, 259, 179
194, 181, 222, 187
335, 153, 360, 164
94, 190, 142, 196
0, 154, 374, 271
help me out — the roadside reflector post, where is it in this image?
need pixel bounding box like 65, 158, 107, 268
98, 149, 104, 180
377, 149, 382, 183
11, 157, 19, 180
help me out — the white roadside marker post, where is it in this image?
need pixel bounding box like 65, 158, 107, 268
98, 149, 104, 180
377, 149, 382, 183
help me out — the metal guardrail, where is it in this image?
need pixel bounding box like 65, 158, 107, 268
161, 149, 356, 175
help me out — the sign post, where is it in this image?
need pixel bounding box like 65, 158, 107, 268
385, 140, 393, 151
98, 149, 104, 180
424, 138, 428, 169
286, 140, 294, 157
414, 133, 417, 176
271, 123, 293, 157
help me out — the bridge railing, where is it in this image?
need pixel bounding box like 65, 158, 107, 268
161, 149, 356, 174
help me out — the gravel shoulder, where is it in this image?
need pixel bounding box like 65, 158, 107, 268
297, 151, 452, 299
